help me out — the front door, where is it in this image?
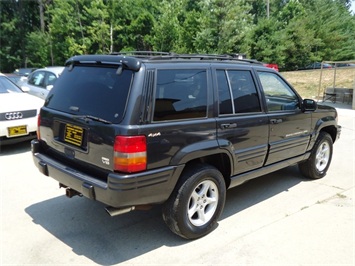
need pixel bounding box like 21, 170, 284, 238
256, 71, 312, 165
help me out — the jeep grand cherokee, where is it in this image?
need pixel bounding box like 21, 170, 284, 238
32, 53, 341, 239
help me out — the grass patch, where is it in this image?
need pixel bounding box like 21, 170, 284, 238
281, 68, 355, 99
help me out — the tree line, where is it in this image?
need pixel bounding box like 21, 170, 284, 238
1, 0, 354, 72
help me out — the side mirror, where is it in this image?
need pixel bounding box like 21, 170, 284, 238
302, 99, 317, 112
46, 85, 54, 90
21, 86, 30, 92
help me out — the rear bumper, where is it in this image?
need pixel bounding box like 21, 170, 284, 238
1, 132, 36, 145
31, 139, 183, 208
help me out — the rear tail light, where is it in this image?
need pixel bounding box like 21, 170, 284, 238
114, 135, 147, 173
37, 113, 41, 139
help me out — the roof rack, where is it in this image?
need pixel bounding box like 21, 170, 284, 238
111, 51, 263, 65
156, 54, 262, 65
111, 51, 171, 58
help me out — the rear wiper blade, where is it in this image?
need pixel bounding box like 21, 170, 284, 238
72, 114, 112, 124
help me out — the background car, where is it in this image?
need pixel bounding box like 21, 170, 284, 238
4, 73, 27, 87
0, 73, 44, 145
263, 63, 279, 71
335, 63, 355, 68
22, 66, 64, 99
304, 62, 332, 69
13, 68, 36, 77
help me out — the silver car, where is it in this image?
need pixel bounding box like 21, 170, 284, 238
0, 73, 44, 145
22, 67, 64, 99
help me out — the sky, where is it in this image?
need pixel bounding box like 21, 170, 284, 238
351, 0, 355, 14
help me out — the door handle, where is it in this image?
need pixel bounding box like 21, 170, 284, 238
270, 119, 283, 124
220, 123, 237, 129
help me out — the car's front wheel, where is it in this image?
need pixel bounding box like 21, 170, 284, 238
162, 164, 226, 239
299, 132, 333, 179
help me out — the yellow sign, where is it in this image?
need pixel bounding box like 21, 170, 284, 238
64, 124, 84, 146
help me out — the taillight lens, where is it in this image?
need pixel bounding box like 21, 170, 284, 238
114, 135, 147, 173
37, 113, 41, 139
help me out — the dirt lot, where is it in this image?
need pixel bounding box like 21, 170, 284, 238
282, 67, 355, 99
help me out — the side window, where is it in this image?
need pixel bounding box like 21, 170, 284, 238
217, 70, 233, 114
28, 71, 45, 87
258, 72, 299, 111
153, 69, 207, 121
217, 69, 261, 115
46, 72, 57, 87
228, 70, 261, 113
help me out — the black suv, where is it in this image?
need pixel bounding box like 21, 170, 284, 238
32, 53, 341, 239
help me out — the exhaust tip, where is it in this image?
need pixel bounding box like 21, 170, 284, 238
105, 206, 135, 217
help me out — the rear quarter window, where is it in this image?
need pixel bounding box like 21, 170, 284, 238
45, 66, 133, 123
153, 69, 207, 121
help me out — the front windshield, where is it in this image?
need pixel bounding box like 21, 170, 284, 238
0, 76, 23, 93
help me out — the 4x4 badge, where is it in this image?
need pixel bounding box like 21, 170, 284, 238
148, 132, 161, 137
102, 157, 110, 165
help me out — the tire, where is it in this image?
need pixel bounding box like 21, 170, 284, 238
162, 164, 226, 239
299, 132, 333, 179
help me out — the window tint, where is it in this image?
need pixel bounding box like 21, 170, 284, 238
258, 72, 299, 111
45, 66, 133, 124
217, 70, 261, 115
217, 70, 233, 114
229, 70, 261, 113
153, 69, 207, 121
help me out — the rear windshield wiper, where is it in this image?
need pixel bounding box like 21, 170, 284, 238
72, 114, 112, 124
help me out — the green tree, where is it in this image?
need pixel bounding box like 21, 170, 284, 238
280, 19, 321, 70
109, 0, 157, 51
1, 0, 355, 72
0, 0, 40, 72
84, 0, 110, 53
152, 0, 182, 52
247, 17, 284, 65
176, 9, 201, 53
25, 31, 51, 67
48, 0, 90, 65
194, 0, 253, 54
302, 0, 355, 61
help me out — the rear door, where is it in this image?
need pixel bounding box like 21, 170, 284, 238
256, 70, 312, 165
144, 66, 216, 169
215, 67, 269, 175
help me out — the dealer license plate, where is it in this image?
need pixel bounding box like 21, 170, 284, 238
64, 124, 84, 147
8, 125, 27, 137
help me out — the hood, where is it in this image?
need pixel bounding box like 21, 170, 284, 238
0, 92, 44, 113
317, 103, 337, 112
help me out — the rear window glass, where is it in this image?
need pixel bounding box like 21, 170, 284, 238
45, 66, 133, 123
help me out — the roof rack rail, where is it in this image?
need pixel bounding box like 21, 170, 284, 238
111, 51, 263, 65
152, 53, 263, 64
111, 51, 171, 58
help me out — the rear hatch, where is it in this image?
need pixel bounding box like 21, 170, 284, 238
38, 61, 134, 177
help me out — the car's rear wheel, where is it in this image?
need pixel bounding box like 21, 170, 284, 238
299, 132, 333, 179
162, 164, 226, 239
